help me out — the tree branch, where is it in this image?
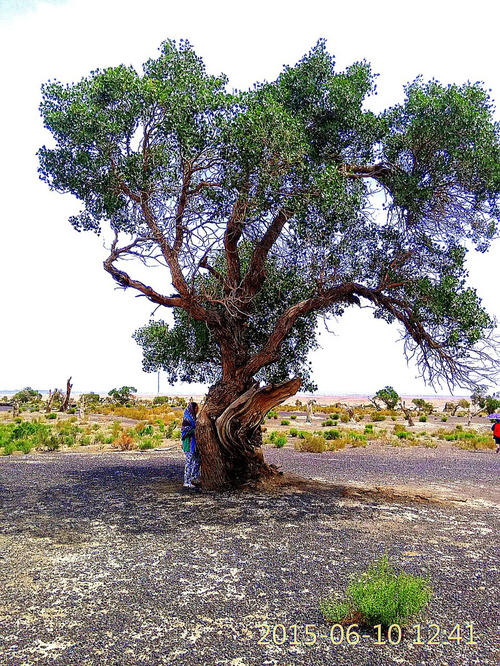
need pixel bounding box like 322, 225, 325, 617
239, 208, 293, 301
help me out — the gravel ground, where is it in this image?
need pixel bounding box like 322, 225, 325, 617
0, 447, 498, 666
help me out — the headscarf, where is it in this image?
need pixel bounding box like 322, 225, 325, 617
181, 402, 197, 453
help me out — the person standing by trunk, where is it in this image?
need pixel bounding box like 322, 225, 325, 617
181, 402, 201, 488
491, 419, 500, 453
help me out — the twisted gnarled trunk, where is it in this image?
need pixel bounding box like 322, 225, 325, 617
195, 377, 301, 489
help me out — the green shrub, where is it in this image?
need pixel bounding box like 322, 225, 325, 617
323, 429, 341, 440
165, 419, 179, 438
289, 427, 298, 437
171, 428, 181, 440
281, 419, 290, 426
320, 555, 432, 628
321, 419, 334, 427
43, 435, 60, 451
441, 416, 448, 422
46, 413, 57, 420
273, 434, 287, 448
330, 413, 340, 420
290, 414, 297, 420
419, 415, 427, 423
138, 437, 156, 450
298, 430, 308, 439
2, 442, 16, 455
372, 413, 386, 422
15, 439, 34, 454
14, 417, 22, 424
67, 407, 76, 414
348, 432, 367, 445
364, 424, 374, 433
393, 424, 407, 434
111, 421, 122, 439
340, 414, 349, 423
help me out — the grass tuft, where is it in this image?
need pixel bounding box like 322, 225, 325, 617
320, 555, 432, 628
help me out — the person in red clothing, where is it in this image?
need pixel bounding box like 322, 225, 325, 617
491, 420, 500, 453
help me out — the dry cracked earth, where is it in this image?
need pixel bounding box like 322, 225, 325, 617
0, 446, 498, 666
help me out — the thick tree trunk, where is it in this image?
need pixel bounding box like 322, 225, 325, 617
196, 377, 301, 490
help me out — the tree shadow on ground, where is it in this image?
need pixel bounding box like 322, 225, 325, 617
0, 459, 457, 543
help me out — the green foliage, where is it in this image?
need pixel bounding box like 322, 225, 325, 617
290, 414, 297, 420
80, 392, 101, 407
412, 398, 434, 414
12, 387, 42, 405
165, 419, 179, 438
437, 427, 493, 450
321, 419, 334, 427
364, 424, 374, 433
46, 413, 57, 420
108, 386, 137, 405
280, 419, 290, 426
419, 415, 428, 422
320, 555, 432, 627
441, 416, 448, 422
288, 427, 298, 437
138, 436, 159, 450
471, 389, 500, 414
374, 386, 400, 409
111, 421, 122, 439
323, 429, 341, 440
2, 442, 15, 456
268, 431, 287, 448
372, 413, 386, 422
153, 396, 170, 405
38, 39, 500, 395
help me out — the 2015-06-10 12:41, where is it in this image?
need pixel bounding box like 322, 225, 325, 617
257, 622, 478, 646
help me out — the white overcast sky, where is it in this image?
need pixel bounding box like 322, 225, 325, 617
0, 0, 498, 396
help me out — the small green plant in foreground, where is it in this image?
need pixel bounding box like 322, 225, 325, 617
320, 555, 432, 628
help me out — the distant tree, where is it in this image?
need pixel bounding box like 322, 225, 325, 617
80, 392, 101, 406
39, 39, 500, 489
108, 386, 137, 405
374, 386, 400, 410
12, 387, 42, 404
471, 388, 500, 414
412, 398, 434, 414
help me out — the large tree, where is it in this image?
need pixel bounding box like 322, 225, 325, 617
39, 40, 500, 489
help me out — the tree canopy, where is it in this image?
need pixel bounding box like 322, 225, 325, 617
374, 386, 400, 410
38, 39, 500, 394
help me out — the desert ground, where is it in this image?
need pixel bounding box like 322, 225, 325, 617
0, 401, 498, 665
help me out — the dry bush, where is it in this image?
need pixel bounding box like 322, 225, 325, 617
97, 404, 181, 423
294, 434, 327, 453
113, 432, 136, 451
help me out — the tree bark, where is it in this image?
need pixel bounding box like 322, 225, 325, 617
60, 377, 73, 412
197, 377, 301, 490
